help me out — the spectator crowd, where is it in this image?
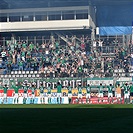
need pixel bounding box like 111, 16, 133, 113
0, 34, 132, 78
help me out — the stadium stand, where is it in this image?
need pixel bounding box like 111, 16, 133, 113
0, 0, 132, 79
0, 34, 132, 78
0, 0, 133, 105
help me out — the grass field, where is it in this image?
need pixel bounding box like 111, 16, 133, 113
0, 104, 133, 133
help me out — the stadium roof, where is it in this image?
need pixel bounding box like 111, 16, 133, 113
0, 0, 133, 9
0, 0, 132, 35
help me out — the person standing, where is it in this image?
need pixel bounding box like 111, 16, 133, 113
78, 83, 82, 102
57, 82, 62, 104
115, 84, 122, 104
30, 83, 36, 104
107, 84, 114, 103
68, 83, 72, 104
98, 83, 104, 103
123, 83, 130, 104
47, 83, 51, 104
22, 82, 28, 104
86, 84, 91, 104
129, 83, 133, 104
2, 84, 8, 104
12, 82, 19, 104
39, 82, 45, 104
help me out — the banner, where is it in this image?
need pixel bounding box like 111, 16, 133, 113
82, 88, 87, 97
87, 78, 114, 86
71, 97, 124, 104
72, 89, 78, 97
50, 97, 69, 104
7, 89, 14, 97
0, 89, 125, 104
0, 90, 4, 97
62, 89, 68, 97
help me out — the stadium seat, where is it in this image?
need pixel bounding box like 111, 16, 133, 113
36, 74, 40, 77
16, 75, 19, 78
4, 75, 8, 78
20, 75, 23, 78
12, 75, 15, 78
28, 74, 31, 77
26, 71, 29, 74
32, 75, 35, 77
8, 75, 11, 78
24, 75, 27, 78
34, 71, 38, 74
11, 71, 14, 74
18, 71, 22, 74
14, 71, 18, 74
22, 71, 26, 74
30, 71, 33, 74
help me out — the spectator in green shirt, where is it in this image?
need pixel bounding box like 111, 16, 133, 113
29, 42, 34, 52
19, 60, 23, 71
22, 42, 27, 49
78, 65, 83, 77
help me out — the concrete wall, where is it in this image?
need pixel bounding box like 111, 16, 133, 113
0, 19, 90, 32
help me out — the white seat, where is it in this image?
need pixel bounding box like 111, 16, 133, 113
47, 71, 50, 74
26, 71, 29, 74
20, 75, 23, 77
8, 75, 11, 78
114, 69, 118, 73
16, 75, 19, 78
24, 75, 27, 78
130, 73, 133, 77
36, 74, 40, 77
12, 75, 15, 78
30, 71, 33, 74
22, 71, 25, 74
18, 71, 21, 74
11, 71, 14, 74
15, 71, 18, 74
32, 75, 35, 77
34, 71, 38, 74
28, 74, 31, 77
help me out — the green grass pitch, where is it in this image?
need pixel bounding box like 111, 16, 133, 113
0, 104, 133, 133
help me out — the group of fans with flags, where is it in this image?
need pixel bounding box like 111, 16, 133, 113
0, 80, 133, 104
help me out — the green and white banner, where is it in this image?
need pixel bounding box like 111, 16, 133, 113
87, 78, 114, 86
